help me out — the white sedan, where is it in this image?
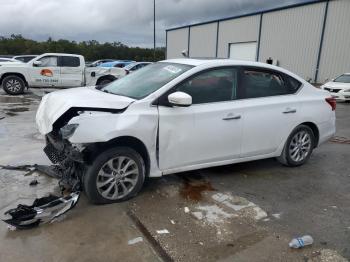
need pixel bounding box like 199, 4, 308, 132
36, 59, 336, 204
321, 73, 350, 102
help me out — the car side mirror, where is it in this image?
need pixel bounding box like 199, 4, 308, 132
168, 92, 192, 107
33, 60, 42, 67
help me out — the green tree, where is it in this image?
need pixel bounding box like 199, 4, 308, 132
0, 35, 165, 61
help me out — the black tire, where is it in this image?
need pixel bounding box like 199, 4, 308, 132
277, 125, 315, 167
83, 147, 145, 204
97, 77, 115, 86
2, 75, 26, 95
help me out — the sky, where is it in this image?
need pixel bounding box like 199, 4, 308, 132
0, 0, 312, 47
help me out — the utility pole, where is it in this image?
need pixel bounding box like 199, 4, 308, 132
153, 0, 156, 61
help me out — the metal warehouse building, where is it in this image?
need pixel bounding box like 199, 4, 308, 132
165, 0, 350, 83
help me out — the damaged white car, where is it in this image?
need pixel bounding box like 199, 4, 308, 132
36, 59, 336, 204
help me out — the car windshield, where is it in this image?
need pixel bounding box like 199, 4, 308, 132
334, 74, 350, 83
102, 62, 193, 99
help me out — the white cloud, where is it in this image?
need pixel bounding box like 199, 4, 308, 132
0, 0, 306, 47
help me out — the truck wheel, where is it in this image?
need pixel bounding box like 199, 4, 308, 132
277, 125, 315, 167
2, 75, 26, 95
83, 147, 146, 204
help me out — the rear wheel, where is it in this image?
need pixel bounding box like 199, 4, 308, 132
2, 75, 25, 95
84, 147, 145, 204
277, 125, 315, 167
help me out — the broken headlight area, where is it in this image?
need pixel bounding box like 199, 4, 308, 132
3, 192, 80, 229
60, 123, 79, 140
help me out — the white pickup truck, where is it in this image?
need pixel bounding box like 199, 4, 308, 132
0, 53, 126, 95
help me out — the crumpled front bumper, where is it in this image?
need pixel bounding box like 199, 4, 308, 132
44, 133, 84, 164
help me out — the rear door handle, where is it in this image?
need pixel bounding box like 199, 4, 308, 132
283, 108, 297, 114
223, 114, 241, 120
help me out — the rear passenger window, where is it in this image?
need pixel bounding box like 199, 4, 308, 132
60, 56, 80, 67
175, 68, 238, 104
286, 75, 302, 93
241, 69, 289, 98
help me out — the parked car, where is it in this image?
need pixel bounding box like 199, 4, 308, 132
99, 61, 135, 68
86, 59, 116, 67
0, 53, 126, 95
0, 58, 20, 63
13, 55, 38, 63
36, 59, 336, 204
321, 73, 350, 102
124, 62, 153, 74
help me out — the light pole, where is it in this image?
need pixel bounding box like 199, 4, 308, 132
153, 0, 156, 61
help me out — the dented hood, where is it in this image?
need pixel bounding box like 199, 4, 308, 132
36, 86, 135, 134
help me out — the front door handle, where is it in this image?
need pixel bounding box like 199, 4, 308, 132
283, 108, 297, 114
223, 114, 241, 120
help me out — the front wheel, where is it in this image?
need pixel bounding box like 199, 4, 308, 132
83, 147, 145, 204
277, 125, 315, 167
2, 75, 25, 95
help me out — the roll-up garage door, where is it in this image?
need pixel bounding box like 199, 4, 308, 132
229, 42, 257, 61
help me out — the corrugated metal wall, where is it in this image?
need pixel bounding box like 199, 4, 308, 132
166, 27, 189, 59
318, 0, 350, 82
166, 0, 350, 83
259, 2, 326, 81
189, 23, 217, 58
217, 15, 260, 58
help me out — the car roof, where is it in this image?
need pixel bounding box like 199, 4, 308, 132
162, 58, 278, 67
161, 58, 305, 82
13, 55, 38, 57
39, 53, 83, 57
102, 61, 129, 65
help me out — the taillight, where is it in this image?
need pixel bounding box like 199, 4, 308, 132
325, 97, 336, 111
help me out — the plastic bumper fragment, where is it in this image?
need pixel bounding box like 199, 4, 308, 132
2, 192, 80, 229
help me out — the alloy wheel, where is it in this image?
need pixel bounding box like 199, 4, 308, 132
96, 156, 139, 200
288, 130, 312, 162
5, 79, 22, 93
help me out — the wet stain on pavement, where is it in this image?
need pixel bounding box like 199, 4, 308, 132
5, 112, 17, 117
6, 107, 29, 113
180, 175, 215, 202
0, 96, 32, 104
330, 136, 350, 144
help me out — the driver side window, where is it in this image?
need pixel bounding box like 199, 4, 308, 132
175, 68, 238, 104
37, 56, 58, 67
